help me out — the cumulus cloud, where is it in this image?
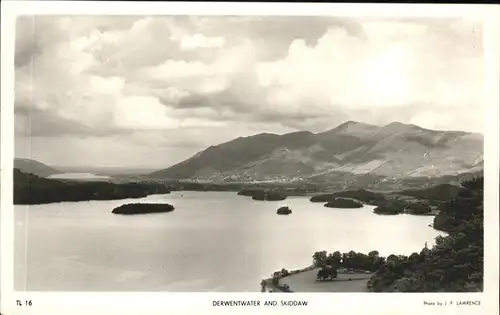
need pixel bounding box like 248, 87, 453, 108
13, 15, 484, 167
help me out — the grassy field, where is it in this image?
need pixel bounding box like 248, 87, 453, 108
278, 268, 372, 292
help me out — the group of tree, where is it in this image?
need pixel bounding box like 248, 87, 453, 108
398, 184, 465, 201
405, 202, 432, 215
432, 177, 483, 233
13, 169, 171, 205
266, 268, 292, 291
238, 188, 288, 201
310, 189, 386, 205
270, 268, 290, 286
166, 181, 245, 192
324, 198, 363, 209
368, 176, 483, 292
373, 204, 404, 215
312, 249, 385, 272
372, 199, 431, 215
332, 189, 386, 204
316, 266, 338, 281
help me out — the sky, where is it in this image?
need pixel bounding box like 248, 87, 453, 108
14, 15, 484, 169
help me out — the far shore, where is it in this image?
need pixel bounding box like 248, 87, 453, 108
261, 265, 373, 293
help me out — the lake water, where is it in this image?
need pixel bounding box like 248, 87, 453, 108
14, 191, 445, 292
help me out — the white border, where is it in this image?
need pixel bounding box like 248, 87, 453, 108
1, 2, 499, 315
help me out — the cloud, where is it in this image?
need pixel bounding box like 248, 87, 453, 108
13, 16, 484, 167
257, 21, 483, 113
178, 34, 226, 50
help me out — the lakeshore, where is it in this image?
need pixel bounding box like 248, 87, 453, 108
261, 265, 373, 293
260, 177, 484, 293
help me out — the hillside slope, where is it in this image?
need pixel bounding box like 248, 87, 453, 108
14, 158, 60, 177
149, 121, 483, 183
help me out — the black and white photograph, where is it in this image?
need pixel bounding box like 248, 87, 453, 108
1, 2, 499, 315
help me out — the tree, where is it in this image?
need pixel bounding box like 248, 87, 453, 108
260, 280, 266, 292
316, 266, 338, 281
316, 269, 327, 281
312, 251, 328, 267
368, 250, 380, 258
326, 266, 338, 279
326, 251, 342, 267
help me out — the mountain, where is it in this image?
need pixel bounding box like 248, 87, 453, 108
14, 158, 60, 177
148, 121, 483, 185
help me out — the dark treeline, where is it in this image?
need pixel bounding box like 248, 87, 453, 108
312, 250, 385, 272
309, 189, 432, 214
163, 181, 321, 195
371, 199, 408, 215
405, 202, 432, 214
310, 189, 386, 204
166, 181, 245, 192
372, 200, 432, 215
324, 198, 363, 209
14, 169, 171, 205
237, 188, 288, 201
432, 177, 483, 232
400, 184, 465, 201
252, 191, 287, 201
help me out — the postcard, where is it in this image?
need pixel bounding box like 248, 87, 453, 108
1, 2, 499, 315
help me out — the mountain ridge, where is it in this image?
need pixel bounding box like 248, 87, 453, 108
149, 121, 484, 183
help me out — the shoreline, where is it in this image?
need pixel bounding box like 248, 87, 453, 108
261, 265, 316, 292
261, 265, 374, 293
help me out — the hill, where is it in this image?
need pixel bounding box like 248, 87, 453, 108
148, 121, 483, 187
14, 158, 60, 177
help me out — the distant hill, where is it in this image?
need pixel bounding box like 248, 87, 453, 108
13, 168, 171, 205
148, 121, 483, 186
14, 158, 59, 177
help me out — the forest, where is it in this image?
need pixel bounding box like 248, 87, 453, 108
13, 169, 171, 204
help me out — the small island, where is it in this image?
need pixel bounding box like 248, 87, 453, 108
310, 193, 336, 203
405, 202, 432, 215
373, 205, 403, 215
324, 198, 363, 209
310, 189, 386, 205
237, 188, 287, 201
252, 191, 287, 201
112, 203, 175, 215
277, 206, 292, 215
372, 199, 409, 215
372, 200, 433, 215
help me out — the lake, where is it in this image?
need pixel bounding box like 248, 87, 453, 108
14, 191, 445, 292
